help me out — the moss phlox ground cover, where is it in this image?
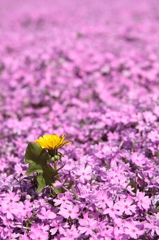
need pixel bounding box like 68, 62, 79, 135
0, 0, 159, 239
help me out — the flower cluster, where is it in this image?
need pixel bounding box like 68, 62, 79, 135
1, 0, 159, 239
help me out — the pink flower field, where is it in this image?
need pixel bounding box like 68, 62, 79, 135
1, 0, 159, 239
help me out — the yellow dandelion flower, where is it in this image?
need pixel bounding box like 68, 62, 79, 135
34, 134, 71, 150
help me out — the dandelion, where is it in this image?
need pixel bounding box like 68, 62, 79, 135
34, 134, 71, 150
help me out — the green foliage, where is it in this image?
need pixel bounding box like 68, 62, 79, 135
51, 185, 66, 194
37, 173, 47, 193
24, 142, 65, 193
26, 162, 43, 175
25, 142, 49, 165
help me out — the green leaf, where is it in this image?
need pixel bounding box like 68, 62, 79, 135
25, 142, 50, 165
39, 149, 50, 165
26, 162, 43, 175
36, 165, 60, 193
25, 142, 42, 164
54, 187, 66, 194
51, 185, 66, 194
43, 164, 59, 184
37, 173, 46, 193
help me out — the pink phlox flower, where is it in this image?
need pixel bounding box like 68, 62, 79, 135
60, 225, 80, 240
2, 198, 33, 221
98, 226, 113, 240
102, 145, 118, 155
75, 164, 92, 182
145, 213, 159, 236
0, 215, 16, 229
113, 224, 126, 239
107, 132, 119, 141
12, 200, 33, 218
107, 169, 128, 188
143, 111, 157, 123
58, 202, 80, 219
154, 106, 159, 117
103, 199, 122, 218
8, 233, 20, 240
136, 190, 151, 210
37, 207, 56, 220
77, 182, 94, 199
33, 199, 47, 209
62, 155, 76, 171
114, 217, 127, 234
96, 190, 108, 209
14, 163, 26, 175
152, 194, 159, 205
53, 193, 72, 208
145, 222, 159, 237
136, 120, 147, 132
116, 197, 136, 215
124, 221, 145, 239
89, 232, 101, 240
78, 212, 98, 235
29, 224, 49, 240
131, 152, 146, 167
108, 161, 129, 188
1, 201, 15, 220
19, 234, 30, 240
94, 150, 104, 158
0, 226, 12, 239
1, 191, 20, 204
153, 225, 159, 236
148, 130, 159, 142
50, 216, 69, 235
114, 218, 144, 238
110, 159, 128, 171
